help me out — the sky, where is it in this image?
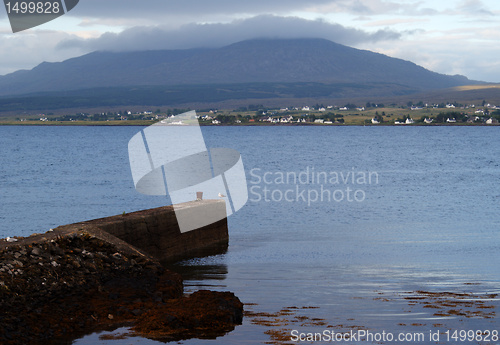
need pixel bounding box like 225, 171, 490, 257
0, 0, 499, 82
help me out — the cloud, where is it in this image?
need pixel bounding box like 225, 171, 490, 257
68, 0, 335, 20
0, 30, 84, 75
57, 15, 401, 52
305, 0, 439, 16
457, 0, 495, 16
362, 26, 500, 82
363, 18, 429, 27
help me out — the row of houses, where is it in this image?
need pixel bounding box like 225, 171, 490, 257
282, 106, 334, 112
394, 118, 415, 125
261, 116, 306, 124
411, 103, 500, 110
281, 105, 373, 112
372, 116, 499, 125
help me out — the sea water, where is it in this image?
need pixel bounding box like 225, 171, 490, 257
1, 125, 498, 344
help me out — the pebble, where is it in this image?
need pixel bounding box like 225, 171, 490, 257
12, 260, 23, 267
31, 247, 42, 256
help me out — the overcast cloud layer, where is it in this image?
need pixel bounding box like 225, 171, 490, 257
0, 0, 499, 82
57, 15, 402, 52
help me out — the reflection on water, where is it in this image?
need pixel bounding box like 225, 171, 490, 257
167, 261, 229, 289
168, 263, 229, 281
172, 262, 499, 345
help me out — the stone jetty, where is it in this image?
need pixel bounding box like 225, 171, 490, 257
0, 200, 242, 344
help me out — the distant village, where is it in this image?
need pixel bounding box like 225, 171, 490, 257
16, 100, 500, 125
20, 109, 174, 123
198, 101, 500, 125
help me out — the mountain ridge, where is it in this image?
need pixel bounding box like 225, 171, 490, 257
0, 38, 476, 97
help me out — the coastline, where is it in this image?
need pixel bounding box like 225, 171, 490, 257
0, 120, 497, 126
0, 202, 243, 344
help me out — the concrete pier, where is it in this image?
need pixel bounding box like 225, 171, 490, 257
1, 199, 229, 263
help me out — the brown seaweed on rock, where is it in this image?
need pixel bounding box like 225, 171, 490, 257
0, 232, 243, 344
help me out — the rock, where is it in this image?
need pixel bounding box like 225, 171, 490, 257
134, 290, 243, 341
11, 260, 23, 267
0, 233, 241, 345
31, 247, 42, 256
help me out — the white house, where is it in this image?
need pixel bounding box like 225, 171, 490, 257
424, 118, 434, 124
371, 118, 380, 124
405, 118, 415, 124
446, 118, 456, 123
314, 119, 324, 124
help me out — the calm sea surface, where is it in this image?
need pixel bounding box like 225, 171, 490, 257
1, 125, 499, 344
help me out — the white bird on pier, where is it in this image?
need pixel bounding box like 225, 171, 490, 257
218, 193, 226, 198
6, 237, 17, 242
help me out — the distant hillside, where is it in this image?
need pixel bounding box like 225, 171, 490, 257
0, 38, 475, 99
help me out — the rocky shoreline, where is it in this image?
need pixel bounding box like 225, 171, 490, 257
0, 232, 243, 344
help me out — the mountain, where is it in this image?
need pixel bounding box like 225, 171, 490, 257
0, 38, 474, 98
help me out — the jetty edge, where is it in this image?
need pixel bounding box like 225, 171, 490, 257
0, 200, 243, 344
